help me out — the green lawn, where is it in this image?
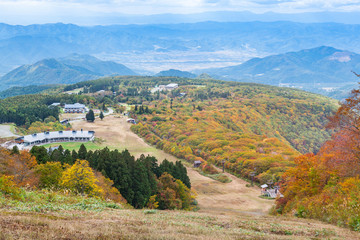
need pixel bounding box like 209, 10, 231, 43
40, 141, 152, 153
41, 141, 108, 151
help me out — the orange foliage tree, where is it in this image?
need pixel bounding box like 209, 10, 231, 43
0, 149, 38, 187
277, 74, 360, 230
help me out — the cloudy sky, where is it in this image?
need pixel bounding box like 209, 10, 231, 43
0, 0, 359, 25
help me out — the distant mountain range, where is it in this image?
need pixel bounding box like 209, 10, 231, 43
40, 11, 360, 26
1, 22, 360, 74
95, 11, 360, 25
155, 69, 196, 78
202, 46, 360, 97
0, 54, 137, 90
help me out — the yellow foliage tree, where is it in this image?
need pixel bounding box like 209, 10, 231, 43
61, 159, 101, 197
146, 194, 159, 209
35, 162, 64, 189
94, 171, 126, 203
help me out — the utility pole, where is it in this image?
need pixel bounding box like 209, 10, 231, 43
250, 167, 257, 187
250, 172, 256, 186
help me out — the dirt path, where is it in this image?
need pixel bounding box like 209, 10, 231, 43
0, 124, 19, 138
72, 115, 274, 215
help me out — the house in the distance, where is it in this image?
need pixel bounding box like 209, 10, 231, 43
126, 118, 136, 124
49, 102, 61, 107
193, 160, 202, 168
165, 83, 178, 90
64, 103, 86, 113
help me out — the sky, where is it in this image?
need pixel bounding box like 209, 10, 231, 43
0, 0, 360, 25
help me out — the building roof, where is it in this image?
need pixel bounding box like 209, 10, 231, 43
16, 130, 95, 143
47, 146, 60, 153
166, 83, 178, 88
64, 103, 85, 109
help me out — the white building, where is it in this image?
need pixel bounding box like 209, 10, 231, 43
153, 83, 179, 92
165, 83, 178, 90
64, 103, 86, 113
15, 130, 95, 146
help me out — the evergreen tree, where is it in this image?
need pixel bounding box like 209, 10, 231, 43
100, 111, 104, 120
78, 144, 87, 160
63, 149, 73, 164
11, 145, 20, 155
86, 110, 95, 122
139, 155, 158, 195
159, 159, 174, 177
131, 160, 151, 208
71, 149, 78, 163
58, 145, 64, 153
30, 146, 50, 164
175, 161, 191, 188
51, 149, 64, 164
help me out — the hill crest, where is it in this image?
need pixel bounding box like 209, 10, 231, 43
0, 55, 137, 90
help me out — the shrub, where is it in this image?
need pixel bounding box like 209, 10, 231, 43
0, 175, 23, 200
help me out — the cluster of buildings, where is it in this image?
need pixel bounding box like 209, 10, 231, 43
151, 83, 179, 93
8, 102, 95, 149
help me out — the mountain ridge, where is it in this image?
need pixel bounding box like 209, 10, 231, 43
0, 54, 137, 90
202, 46, 360, 97
1, 21, 360, 74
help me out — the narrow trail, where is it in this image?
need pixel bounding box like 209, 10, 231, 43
72, 115, 274, 216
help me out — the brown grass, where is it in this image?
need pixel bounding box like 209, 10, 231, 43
1, 208, 359, 240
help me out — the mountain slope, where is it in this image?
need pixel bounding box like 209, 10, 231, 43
58, 54, 137, 76
0, 54, 137, 90
205, 46, 360, 96
155, 69, 197, 78
0, 84, 60, 99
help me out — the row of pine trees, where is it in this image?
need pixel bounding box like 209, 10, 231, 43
30, 144, 192, 209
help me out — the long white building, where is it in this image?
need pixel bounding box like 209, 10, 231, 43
15, 130, 95, 146
64, 103, 86, 113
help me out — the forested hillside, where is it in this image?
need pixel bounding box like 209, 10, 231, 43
275, 82, 360, 230
0, 85, 60, 99
0, 94, 95, 126
64, 76, 338, 184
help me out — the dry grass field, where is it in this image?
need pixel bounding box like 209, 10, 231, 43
1, 208, 359, 240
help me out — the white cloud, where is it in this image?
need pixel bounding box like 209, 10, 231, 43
0, 0, 359, 25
